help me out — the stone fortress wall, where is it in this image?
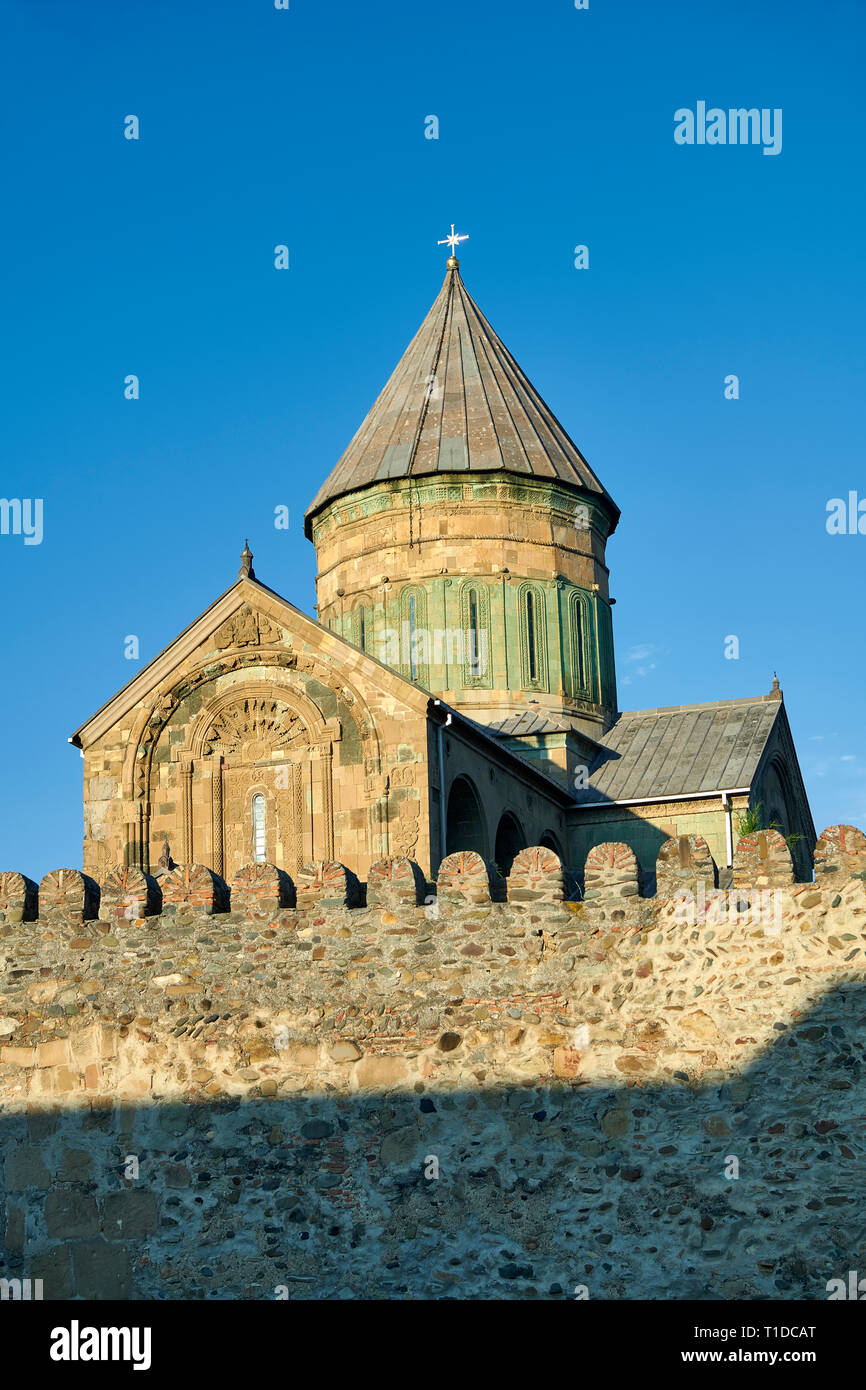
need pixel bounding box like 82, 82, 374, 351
0, 824, 864, 1300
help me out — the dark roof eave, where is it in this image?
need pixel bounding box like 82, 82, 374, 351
305, 468, 620, 540
428, 699, 574, 808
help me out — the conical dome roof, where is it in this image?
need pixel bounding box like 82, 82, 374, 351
304, 262, 619, 536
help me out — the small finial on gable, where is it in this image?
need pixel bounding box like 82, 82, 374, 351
771, 672, 781, 697
239, 539, 255, 580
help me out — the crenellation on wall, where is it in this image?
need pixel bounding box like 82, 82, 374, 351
231, 861, 295, 912
0, 871, 38, 923
4, 881, 864, 1100
0, 824, 864, 1300
38, 869, 100, 924
732, 827, 794, 889
507, 845, 566, 905
2, 827, 856, 929
437, 850, 504, 904
294, 859, 363, 911
814, 823, 866, 882
161, 863, 230, 915
100, 865, 161, 922
655, 834, 717, 900
367, 856, 426, 909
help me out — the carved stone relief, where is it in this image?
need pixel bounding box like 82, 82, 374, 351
212, 605, 284, 650
122, 635, 380, 874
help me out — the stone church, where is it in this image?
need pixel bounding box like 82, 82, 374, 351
71, 252, 815, 889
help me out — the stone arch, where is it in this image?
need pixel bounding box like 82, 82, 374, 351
494, 811, 526, 876
189, 681, 326, 758
539, 829, 563, 857
120, 648, 383, 871
180, 685, 331, 883
446, 775, 488, 858
123, 653, 379, 796
759, 755, 809, 879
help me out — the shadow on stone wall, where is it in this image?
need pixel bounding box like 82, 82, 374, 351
1, 980, 864, 1302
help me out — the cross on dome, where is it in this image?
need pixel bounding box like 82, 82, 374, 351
437, 224, 469, 264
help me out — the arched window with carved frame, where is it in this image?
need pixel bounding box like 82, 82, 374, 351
568, 588, 592, 699
518, 582, 548, 691
399, 586, 429, 685
350, 599, 371, 652
459, 581, 491, 687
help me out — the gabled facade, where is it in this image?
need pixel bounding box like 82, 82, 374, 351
71, 567, 573, 883
567, 689, 816, 886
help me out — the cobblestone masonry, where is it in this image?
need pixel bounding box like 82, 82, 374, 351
1, 827, 865, 1300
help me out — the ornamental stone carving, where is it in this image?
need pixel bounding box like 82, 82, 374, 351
201, 697, 309, 760
212, 605, 283, 650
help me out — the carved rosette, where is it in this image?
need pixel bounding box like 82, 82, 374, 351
201, 697, 309, 760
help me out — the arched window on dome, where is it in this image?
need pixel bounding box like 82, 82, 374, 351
350, 600, 370, 652
526, 592, 537, 679
519, 583, 547, 691
399, 586, 429, 685
408, 593, 418, 680
459, 582, 491, 687
568, 589, 592, 699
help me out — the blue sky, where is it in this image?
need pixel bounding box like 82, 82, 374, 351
2, 0, 864, 878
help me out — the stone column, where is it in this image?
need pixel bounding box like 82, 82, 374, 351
313, 745, 335, 862
181, 756, 194, 864
211, 758, 224, 878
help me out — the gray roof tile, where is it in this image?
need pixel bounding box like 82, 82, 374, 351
305, 264, 619, 529
576, 696, 782, 803
487, 710, 575, 737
